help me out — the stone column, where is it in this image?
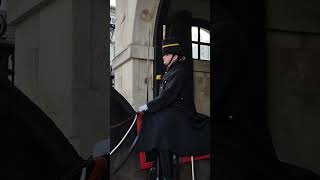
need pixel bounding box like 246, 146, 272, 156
7, 0, 108, 157
112, 0, 160, 110
72, 0, 109, 157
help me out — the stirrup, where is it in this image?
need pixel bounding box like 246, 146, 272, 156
148, 167, 157, 180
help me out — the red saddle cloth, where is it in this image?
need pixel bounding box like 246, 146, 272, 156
136, 113, 210, 170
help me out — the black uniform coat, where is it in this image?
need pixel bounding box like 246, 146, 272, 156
135, 62, 210, 156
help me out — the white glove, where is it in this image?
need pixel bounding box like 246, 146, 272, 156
138, 104, 148, 112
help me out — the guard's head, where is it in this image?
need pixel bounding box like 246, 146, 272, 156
161, 37, 185, 66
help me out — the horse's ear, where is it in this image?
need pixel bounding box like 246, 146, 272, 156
92, 139, 109, 158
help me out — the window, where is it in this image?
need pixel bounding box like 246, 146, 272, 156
191, 26, 210, 61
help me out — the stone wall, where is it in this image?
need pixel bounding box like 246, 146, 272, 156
266, 0, 320, 174
194, 60, 210, 116
7, 0, 108, 158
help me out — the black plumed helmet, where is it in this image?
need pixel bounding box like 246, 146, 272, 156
161, 37, 184, 56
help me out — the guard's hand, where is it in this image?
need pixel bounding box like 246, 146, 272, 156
138, 104, 148, 112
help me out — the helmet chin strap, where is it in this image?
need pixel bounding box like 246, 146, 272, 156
167, 55, 176, 68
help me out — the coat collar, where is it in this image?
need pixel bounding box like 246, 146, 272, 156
166, 61, 181, 72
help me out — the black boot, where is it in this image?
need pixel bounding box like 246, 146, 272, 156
159, 151, 173, 180
148, 167, 157, 180
172, 154, 180, 180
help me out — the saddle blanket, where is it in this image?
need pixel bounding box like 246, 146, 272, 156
136, 113, 210, 170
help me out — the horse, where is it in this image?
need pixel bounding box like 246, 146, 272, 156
109, 86, 320, 180
2, 80, 107, 180
109, 87, 210, 180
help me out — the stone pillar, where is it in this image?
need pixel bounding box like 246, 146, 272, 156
112, 0, 160, 110
7, 0, 108, 158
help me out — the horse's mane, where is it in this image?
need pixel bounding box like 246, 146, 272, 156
110, 87, 135, 122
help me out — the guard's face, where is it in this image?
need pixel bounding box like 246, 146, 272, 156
162, 54, 177, 65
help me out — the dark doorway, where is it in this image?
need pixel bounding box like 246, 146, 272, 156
153, 0, 210, 99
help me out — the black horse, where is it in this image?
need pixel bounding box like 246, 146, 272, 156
2, 80, 107, 180
109, 86, 320, 180
109, 87, 210, 180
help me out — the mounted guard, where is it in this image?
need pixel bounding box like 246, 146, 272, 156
135, 37, 210, 180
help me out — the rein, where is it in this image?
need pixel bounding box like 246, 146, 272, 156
110, 113, 138, 155
110, 112, 143, 175
60, 113, 140, 179
110, 114, 135, 129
